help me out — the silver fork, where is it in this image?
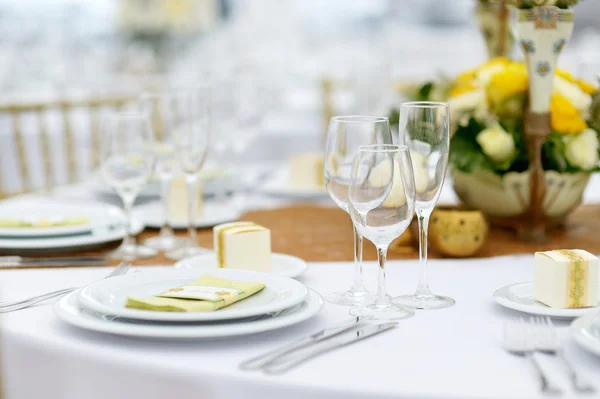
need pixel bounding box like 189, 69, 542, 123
532, 316, 596, 394
0, 262, 131, 313
502, 318, 563, 396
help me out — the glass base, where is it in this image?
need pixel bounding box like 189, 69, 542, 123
165, 245, 209, 260
109, 243, 157, 261
325, 290, 375, 306
392, 293, 455, 310
350, 301, 415, 320
143, 234, 186, 251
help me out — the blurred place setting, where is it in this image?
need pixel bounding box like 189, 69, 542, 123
1, 1, 600, 399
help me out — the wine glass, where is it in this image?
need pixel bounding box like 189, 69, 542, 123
139, 92, 186, 251
348, 145, 416, 320
392, 101, 455, 310
324, 116, 393, 306
101, 112, 157, 260
165, 87, 211, 260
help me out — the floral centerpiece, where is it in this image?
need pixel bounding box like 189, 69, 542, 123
393, 0, 599, 241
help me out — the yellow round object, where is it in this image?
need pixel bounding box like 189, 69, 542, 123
429, 208, 488, 257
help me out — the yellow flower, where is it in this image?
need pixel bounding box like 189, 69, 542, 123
555, 67, 596, 95
449, 82, 479, 97
476, 122, 516, 163
487, 62, 528, 116
475, 57, 511, 86
550, 93, 588, 134
576, 79, 597, 95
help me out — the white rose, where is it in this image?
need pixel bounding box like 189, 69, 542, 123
476, 122, 516, 163
449, 89, 486, 113
553, 75, 592, 113
565, 129, 599, 170
476, 64, 506, 86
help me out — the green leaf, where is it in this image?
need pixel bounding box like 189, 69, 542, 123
450, 118, 494, 173
417, 82, 434, 102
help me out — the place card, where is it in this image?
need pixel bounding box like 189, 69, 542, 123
156, 286, 242, 302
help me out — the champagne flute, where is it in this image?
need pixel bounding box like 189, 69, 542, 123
393, 101, 455, 310
324, 116, 393, 306
348, 145, 416, 320
101, 112, 157, 260
139, 92, 186, 251
165, 87, 211, 260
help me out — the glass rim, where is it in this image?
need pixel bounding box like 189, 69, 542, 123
400, 101, 448, 109
330, 115, 389, 123
357, 144, 410, 153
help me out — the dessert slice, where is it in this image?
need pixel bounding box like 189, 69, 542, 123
534, 249, 598, 308
288, 153, 324, 190
213, 222, 271, 272
168, 175, 203, 222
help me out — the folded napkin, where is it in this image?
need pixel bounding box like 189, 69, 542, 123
0, 217, 89, 228
125, 275, 266, 312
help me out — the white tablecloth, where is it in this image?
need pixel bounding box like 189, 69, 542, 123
2, 256, 599, 399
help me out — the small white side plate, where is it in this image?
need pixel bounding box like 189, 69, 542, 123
570, 312, 600, 356
78, 268, 308, 322
54, 288, 323, 340
174, 252, 308, 279
257, 169, 328, 200
493, 282, 599, 319
133, 201, 241, 229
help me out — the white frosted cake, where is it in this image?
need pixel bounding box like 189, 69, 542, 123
289, 153, 324, 190
168, 176, 203, 222
534, 249, 598, 308
213, 222, 271, 272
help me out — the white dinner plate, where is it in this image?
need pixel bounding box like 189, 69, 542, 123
78, 268, 308, 322
257, 169, 329, 200
90, 167, 239, 199
570, 311, 600, 356
0, 199, 144, 251
493, 282, 599, 319
133, 201, 241, 229
54, 288, 323, 340
174, 253, 309, 278
0, 199, 102, 237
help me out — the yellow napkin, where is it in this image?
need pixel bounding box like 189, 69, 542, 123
0, 217, 89, 228
125, 275, 266, 312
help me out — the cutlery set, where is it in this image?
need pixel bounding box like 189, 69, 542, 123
240, 317, 397, 374
503, 317, 596, 395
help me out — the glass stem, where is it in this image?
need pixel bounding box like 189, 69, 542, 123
159, 176, 174, 236
186, 176, 198, 247
374, 245, 389, 304
350, 225, 367, 293
121, 195, 135, 247
416, 209, 432, 296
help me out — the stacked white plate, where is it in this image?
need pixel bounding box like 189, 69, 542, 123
54, 268, 322, 340
0, 198, 143, 252
571, 311, 600, 357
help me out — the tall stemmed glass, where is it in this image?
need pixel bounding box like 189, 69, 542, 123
324, 116, 393, 306
165, 88, 211, 260
139, 92, 186, 251
101, 112, 157, 260
392, 102, 455, 310
348, 145, 416, 320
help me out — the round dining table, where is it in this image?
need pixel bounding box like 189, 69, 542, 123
3, 254, 599, 399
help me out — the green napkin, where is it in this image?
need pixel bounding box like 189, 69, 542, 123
125, 274, 266, 312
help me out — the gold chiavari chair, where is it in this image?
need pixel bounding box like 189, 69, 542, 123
0, 95, 137, 199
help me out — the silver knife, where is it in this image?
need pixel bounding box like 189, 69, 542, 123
262, 322, 398, 374
239, 316, 369, 370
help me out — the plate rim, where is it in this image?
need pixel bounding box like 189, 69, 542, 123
570, 312, 600, 356
77, 268, 309, 322
54, 288, 323, 339
493, 281, 599, 319
133, 201, 242, 229
173, 252, 309, 278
